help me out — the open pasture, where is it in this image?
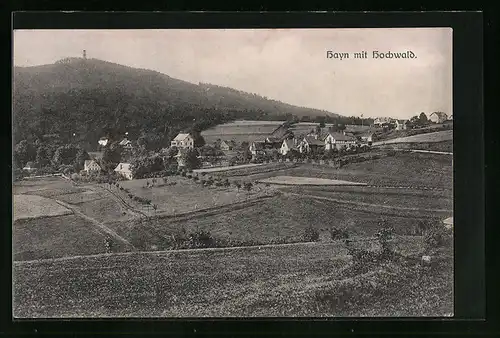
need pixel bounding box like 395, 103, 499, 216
56, 190, 105, 205
13, 237, 451, 317
14, 194, 72, 221
257, 176, 367, 186
106, 194, 436, 251
201, 120, 285, 144
373, 130, 452, 146
244, 152, 452, 189
13, 214, 129, 261
13, 177, 80, 195
118, 176, 273, 216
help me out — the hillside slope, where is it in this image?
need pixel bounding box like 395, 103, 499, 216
13, 58, 337, 147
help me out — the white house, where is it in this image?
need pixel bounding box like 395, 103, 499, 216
171, 133, 194, 149
395, 119, 408, 131
280, 139, 297, 156
324, 132, 358, 150
219, 140, 237, 151
249, 141, 265, 156
359, 132, 374, 144
22, 161, 37, 171
429, 112, 448, 124
98, 137, 109, 147
114, 163, 133, 180
84, 159, 101, 173
373, 117, 393, 127
298, 136, 325, 154
119, 138, 134, 150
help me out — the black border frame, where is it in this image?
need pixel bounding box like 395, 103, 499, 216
4, 11, 489, 337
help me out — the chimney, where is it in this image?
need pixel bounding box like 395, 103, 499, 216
83, 50, 87, 59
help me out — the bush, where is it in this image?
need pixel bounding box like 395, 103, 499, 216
201, 172, 206, 176
303, 225, 320, 242
330, 227, 349, 240
193, 176, 199, 181
424, 225, 451, 250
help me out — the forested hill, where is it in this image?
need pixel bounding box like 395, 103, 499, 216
13, 57, 338, 149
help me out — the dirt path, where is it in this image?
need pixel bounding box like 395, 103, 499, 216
285, 192, 452, 213
54, 199, 136, 250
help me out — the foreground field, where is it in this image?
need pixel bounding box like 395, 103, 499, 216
13, 194, 72, 221
13, 215, 130, 261
105, 194, 446, 251
13, 239, 452, 317
257, 176, 367, 186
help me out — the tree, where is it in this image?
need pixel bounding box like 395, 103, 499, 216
75, 149, 90, 171
182, 149, 201, 170
102, 142, 122, 172
35, 145, 51, 168
244, 182, 253, 192
14, 140, 36, 167
233, 181, 242, 191
419, 112, 428, 125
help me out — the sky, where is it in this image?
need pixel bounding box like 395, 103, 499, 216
13, 28, 452, 119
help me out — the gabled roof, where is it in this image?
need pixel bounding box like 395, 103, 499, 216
119, 138, 131, 146
303, 136, 325, 146
114, 163, 131, 172
251, 141, 265, 150
266, 137, 282, 143
326, 132, 357, 141
430, 112, 448, 119
282, 139, 296, 149
221, 140, 237, 147
173, 133, 191, 141
99, 136, 109, 140
396, 119, 408, 123
24, 161, 36, 168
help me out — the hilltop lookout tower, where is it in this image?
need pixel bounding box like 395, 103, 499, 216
83, 50, 87, 59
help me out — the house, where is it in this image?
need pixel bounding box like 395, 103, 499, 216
280, 139, 298, 156
429, 112, 448, 124
22, 161, 37, 171
114, 163, 133, 180
298, 136, 325, 154
265, 137, 283, 149
219, 140, 237, 151
98, 137, 109, 147
84, 159, 101, 173
394, 119, 408, 131
249, 141, 266, 156
119, 138, 134, 150
359, 132, 374, 144
443, 217, 453, 230
448, 115, 453, 121
373, 117, 393, 127
324, 132, 358, 150
171, 133, 194, 149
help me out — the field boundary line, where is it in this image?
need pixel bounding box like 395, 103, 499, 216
53, 199, 136, 250
287, 192, 452, 213
13, 235, 424, 266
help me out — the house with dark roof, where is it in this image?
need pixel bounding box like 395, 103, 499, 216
298, 136, 325, 154
219, 140, 237, 151
249, 141, 266, 156
280, 138, 298, 155
324, 132, 358, 150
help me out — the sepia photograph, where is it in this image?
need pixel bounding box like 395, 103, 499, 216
12, 27, 453, 318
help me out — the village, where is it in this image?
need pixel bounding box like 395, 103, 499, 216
15, 112, 452, 183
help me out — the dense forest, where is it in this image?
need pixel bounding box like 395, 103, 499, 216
13, 58, 342, 150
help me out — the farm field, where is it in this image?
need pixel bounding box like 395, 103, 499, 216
13, 214, 130, 261
257, 176, 367, 186
373, 130, 452, 146
13, 177, 80, 195
14, 194, 72, 221
243, 153, 452, 189
201, 120, 285, 144
193, 163, 264, 173
105, 194, 440, 251
13, 238, 452, 318
117, 176, 275, 216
